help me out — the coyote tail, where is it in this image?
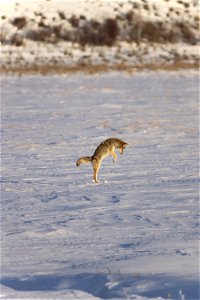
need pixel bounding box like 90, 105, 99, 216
76, 156, 93, 167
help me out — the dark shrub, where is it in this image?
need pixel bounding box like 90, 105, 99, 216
26, 27, 54, 42
143, 4, 149, 10
11, 17, 27, 29
69, 15, 79, 27
104, 18, 118, 38
178, 22, 196, 44
142, 21, 160, 42
10, 33, 24, 46
58, 11, 66, 20
76, 18, 118, 46
80, 15, 86, 20
126, 11, 133, 23
91, 19, 101, 30
52, 25, 61, 37
38, 20, 47, 27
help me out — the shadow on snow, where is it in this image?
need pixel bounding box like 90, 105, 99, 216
1, 272, 199, 299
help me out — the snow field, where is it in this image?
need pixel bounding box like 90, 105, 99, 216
1, 70, 199, 299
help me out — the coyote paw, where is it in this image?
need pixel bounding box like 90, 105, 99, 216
92, 179, 100, 183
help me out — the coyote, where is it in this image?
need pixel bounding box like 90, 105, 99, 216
76, 137, 128, 183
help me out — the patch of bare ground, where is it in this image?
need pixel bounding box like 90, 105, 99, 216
1, 62, 199, 75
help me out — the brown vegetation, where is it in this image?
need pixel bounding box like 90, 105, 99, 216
1, 62, 198, 76
6, 8, 197, 46
11, 16, 27, 29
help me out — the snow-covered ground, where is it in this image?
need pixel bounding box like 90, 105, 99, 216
1, 70, 199, 299
0, 0, 199, 71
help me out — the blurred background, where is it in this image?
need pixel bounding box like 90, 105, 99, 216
1, 0, 199, 73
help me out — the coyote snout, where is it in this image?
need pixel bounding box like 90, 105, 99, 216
76, 137, 128, 183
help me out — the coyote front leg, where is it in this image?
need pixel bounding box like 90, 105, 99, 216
111, 151, 117, 163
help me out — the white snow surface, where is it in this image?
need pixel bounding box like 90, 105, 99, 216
1, 70, 199, 299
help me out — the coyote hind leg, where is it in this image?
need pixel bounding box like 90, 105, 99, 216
92, 158, 101, 183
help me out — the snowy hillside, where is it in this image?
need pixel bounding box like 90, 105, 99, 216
1, 70, 199, 299
0, 0, 199, 73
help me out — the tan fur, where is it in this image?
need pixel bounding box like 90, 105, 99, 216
76, 138, 128, 183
